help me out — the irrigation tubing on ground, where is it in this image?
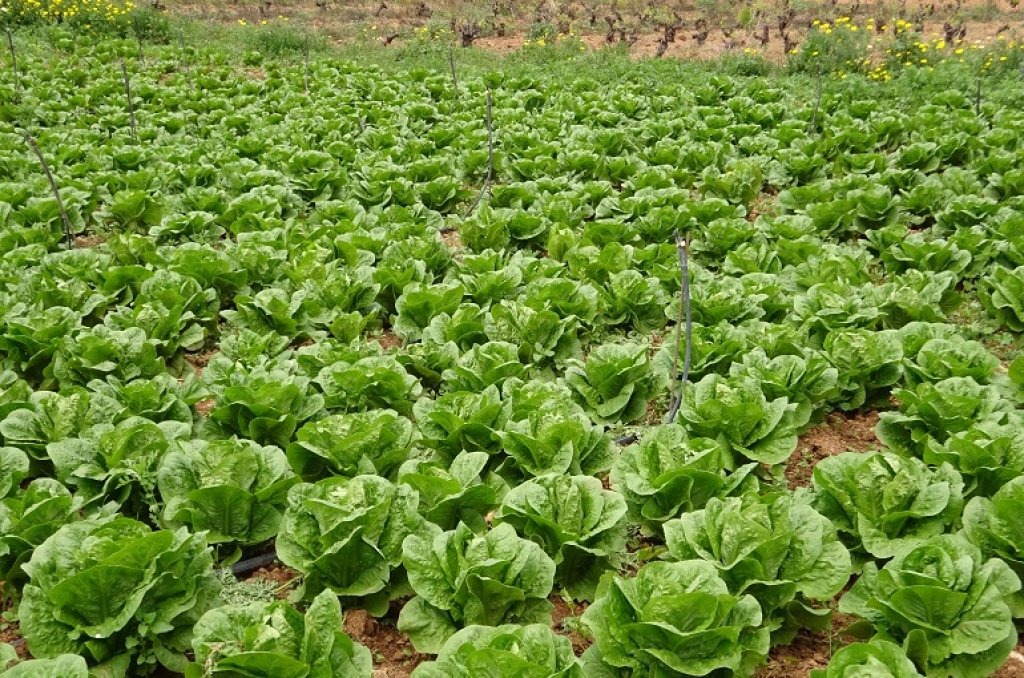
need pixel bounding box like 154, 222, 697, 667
229, 550, 279, 577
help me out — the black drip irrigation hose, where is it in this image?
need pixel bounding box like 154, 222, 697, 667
228, 550, 278, 577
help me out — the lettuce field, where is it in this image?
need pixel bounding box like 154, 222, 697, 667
2, 21, 1024, 678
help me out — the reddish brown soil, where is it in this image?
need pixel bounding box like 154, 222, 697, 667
550, 595, 592, 656
754, 611, 859, 677
194, 398, 217, 416
343, 608, 427, 677
375, 330, 403, 350
184, 349, 216, 377
785, 410, 880, 490
246, 564, 301, 599
994, 641, 1024, 678
73, 234, 106, 248
0, 623, 27, 660
0, 585, 28, 661
642, 397, 664, 425
440, 229, 462, 250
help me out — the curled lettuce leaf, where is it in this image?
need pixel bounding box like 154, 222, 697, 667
610, 425, 758, 536
812, 450, 964, 559
398, 452, 498, 532
158, 437, 296, 552
411, 624, 582, 678
496, 474, 626, 601
19, 516, 220, 676
979, 264, 1024, 331
398, 523, 555, 653
276, 475, 424, 612
565, 341, 662, 426
677, 374, 806, 465
810, 639, 923, 678
664, 490, 852, 640
581, 560, 769, 677
963, 475, 1024, 618
876, 377, 1014, 457
286, 410, 415, 481
0, 651, 89, 678
185, 590, 371, 678
839, 534, 1020, 677
0, 479, 83, 600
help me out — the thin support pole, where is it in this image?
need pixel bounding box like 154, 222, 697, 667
23, 131, 75, 250
665, 230, 692, 424
121, 57, 137, 141
179, 29, 192, 91
6, 28, 18, 97
465, 89, 494, 216
448, 44, 460, 105
808, 64, 823, 135
303, 34, 310, 95
133, 16, 144, 63
975, 71, 983, 117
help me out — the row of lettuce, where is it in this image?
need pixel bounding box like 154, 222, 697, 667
2, 31, 1024, 678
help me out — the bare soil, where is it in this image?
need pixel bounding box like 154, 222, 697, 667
0, 623, 27, 661
0, 584, 28, 661
73, 234, 106, 248
440, 229, 462, 250
994, 641, 1024, 678
246, 564, 301, 599
550, 595, 592, 656
343, 607, 427, 677
183, 348, 216, 377
194, 398, 217, 416
754, 610, 860, 677
785, 410, 880, 490
374, 330, 403, 350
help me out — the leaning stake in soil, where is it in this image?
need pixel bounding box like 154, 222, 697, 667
465, 89, 494, 215
665, 229, 693, 424
22, 130, 75, 250
121, 57, 137, 141
6, 28, 18, 97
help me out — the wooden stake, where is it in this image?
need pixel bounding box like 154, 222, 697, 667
303, 34, 310, 95
6, 28, 18, 97
975, 71, 983, 117
808, 64, 823, 134
448, 44, 459, 106
465, 89, 494, 215
133, 16, 144, 63
121, 57, 137, 141
179, 28, 193, 91
665, 230, 692, 424
23, 131, 74, 250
